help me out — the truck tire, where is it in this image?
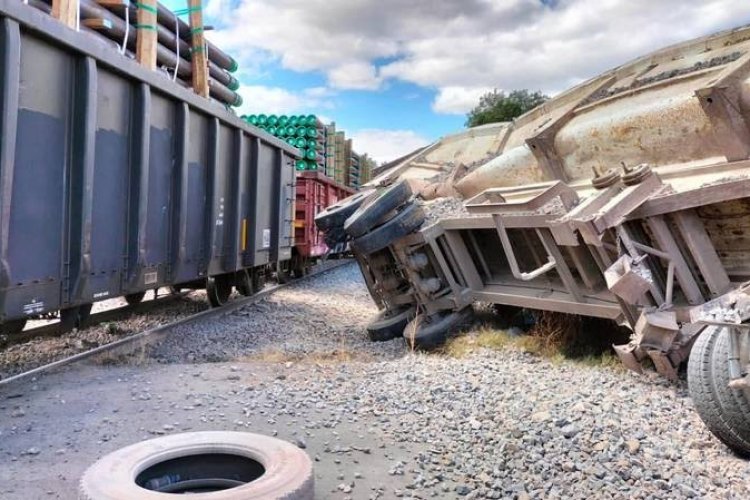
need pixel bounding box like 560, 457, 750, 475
79, 431, 314, 499
315, 189, 375, 232
367, 307, 416, 342
403, 307, 473, 350
350, 203, 425, 256
688, 326, 750, 457
710, 327, 750, 450
344, 180, 412, 238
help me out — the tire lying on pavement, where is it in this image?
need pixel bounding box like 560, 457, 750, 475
688, 326, 750, 457
79, 431, 314, 499
344, 179, 412, 238
367, 306, 416, 342
350, 203, 426, 256
314, 188, 376, 232
403, 307, 474, 350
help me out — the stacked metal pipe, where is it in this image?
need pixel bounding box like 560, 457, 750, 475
29, 0, 242, 107
244, 114, 325, 171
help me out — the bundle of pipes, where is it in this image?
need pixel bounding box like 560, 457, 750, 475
30, 0, 242, 107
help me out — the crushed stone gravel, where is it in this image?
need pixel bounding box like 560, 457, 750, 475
1, 263, 749, 499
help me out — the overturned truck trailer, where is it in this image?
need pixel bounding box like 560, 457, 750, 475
316, 24, 750, 455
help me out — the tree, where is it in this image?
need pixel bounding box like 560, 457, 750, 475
465, 89, 549, 128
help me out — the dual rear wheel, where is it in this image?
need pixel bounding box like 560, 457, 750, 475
688, 326, 750, 456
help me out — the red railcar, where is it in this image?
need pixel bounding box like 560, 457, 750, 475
291, 171, 355, 274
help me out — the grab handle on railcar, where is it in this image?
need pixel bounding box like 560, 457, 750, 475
494, 217, 556, 282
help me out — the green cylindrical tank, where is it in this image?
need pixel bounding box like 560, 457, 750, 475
289, 116, 300, 127
268, 115, 278, 126
295, 127, 307, 138
306, 128, 318, 139
307, 139, 318, 148
305, 149, 317, 161
268, 126, 277, 136
286, 137, 296, 146
286, 126, 296, 137
278, 115, 289, 127
295, 159, 307, 171
248, 115, 259, 126
258, 114, 268, 126
304, 114, 316, 126
306, 161, 318, 171
295, 138, 307, 148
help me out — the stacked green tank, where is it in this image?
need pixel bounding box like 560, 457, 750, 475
241, 114, 325, 172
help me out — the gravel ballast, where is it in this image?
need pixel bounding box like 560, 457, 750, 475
1, 263, 749, 499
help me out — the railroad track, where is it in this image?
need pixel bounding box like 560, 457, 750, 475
0, 259, 352, 389
0, 290, 193, 350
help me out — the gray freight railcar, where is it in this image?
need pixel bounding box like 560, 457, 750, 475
0, 0, 297, 334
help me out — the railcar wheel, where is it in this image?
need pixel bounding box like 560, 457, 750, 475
367, 307, 416, 342
314, 188, 376, 232
1, 319, 27, 335
252, 269, 266, 293
60, 304, 93, 331
125, 292, 147, 305
403, 307, 473, 350
688, 326, 750, 457
350, 203, 426, 256
206, 275, 233, 308
79, 431, 313, 499
344, 180, 412, 238
236, 270, 255, 297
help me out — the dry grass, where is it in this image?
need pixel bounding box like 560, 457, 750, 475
443, 311, 629, 372
441, 325, 516, 358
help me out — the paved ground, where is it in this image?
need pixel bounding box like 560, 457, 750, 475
1, 264, 749, 499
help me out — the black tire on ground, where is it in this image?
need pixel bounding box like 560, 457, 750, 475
60, 304, 93, 331
124, 292, 146, 305
315, 188, 376, 232
688, 326, 750, 457
206, 275, 233, 308
344, 180, 412, 238
351, 203, 426, 256
367, 307, 416, 342
79, 431, 314, 499
403, 307, 474, 350
709, 327, 750, 451
0, 319, 27, 335
236, 270, 255, 297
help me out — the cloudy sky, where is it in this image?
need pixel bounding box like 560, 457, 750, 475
164, 0, 750, 163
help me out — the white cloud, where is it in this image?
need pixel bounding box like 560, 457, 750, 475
328, 62, 383, 90
235, 85, 334, 116
350, 129, 430, 164
209, 0, 750, 106
432, 86, 494, 115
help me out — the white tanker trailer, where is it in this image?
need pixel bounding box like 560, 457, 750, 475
316, 23, 750, 455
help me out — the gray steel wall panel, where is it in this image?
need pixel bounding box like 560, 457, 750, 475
0, 3, 297, 322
